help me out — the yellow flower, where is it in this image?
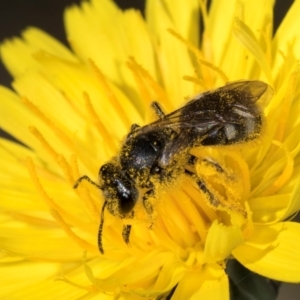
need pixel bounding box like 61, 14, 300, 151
1, 0, 300, 299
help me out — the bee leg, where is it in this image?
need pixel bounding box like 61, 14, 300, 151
121, 211, 134, 245
127, 124, 140, 138
143, 190, 154, 214
184, 169, 219, 206
187, 154, 198, 165
156, 284, 178, 300
143, 189, 155, 228
151, 101, 165, 119
187, 154, 225, 174
130, 123, 140, 132
194, 178, 219, 206
122, 224, 132, 245
97, 201, 107, 254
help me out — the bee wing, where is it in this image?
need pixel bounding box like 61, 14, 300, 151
205, 80, 270, 103
157, 128, 192, 166
134, 80, 271, 166
136, 80, 269, 134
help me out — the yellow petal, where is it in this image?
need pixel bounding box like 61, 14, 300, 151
272, 0, 300, 73
250, 182, 300, 223
0, 28, 77, 78
206, 0, 274, 80
64, 0, 157, 111
233, 19, 272, 82
158, 0, 200, 45
0, 261, 62, 299
145, 0, 196, 107
232, 222, 300, 282
172, 264, 229, 300
205, 0, 237, 66
204, 220, 243, 263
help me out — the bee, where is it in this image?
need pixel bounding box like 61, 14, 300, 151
74, 80, 273, 254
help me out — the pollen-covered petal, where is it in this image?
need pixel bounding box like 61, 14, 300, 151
172, 264, 229, 300
232, 222, 300, 282
203, 220, 243, 263
145, 0, 196, 107
64, 0, 157, 107
0, 27, 78, 78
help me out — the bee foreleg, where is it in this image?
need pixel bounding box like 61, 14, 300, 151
142, 189, 155, 229
98, 201, 107, 254
142, 190, 155, 214
122, 224, 132, 245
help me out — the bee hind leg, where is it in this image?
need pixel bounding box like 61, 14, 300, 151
187, 154, 226, 174
184, 168, 219, 206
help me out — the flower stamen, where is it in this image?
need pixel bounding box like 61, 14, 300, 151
233, 19, 272, 83
29, 126, 58, 161
197, 59, 229, 85
89, 59, 131, 127
182, 75, 204, 88
83, 91, 116, 154
177, 190, 208, 242
61, 91, 87, 121
70, 154, 101, 220
56, 276, 96, 292
58, 154, 75, 184
126, 59, 153, 111
50, 209, 96, 253
127, 56, 173, 111
69, 154, 101, 221
30, 126, 100, 223
167, 28, 229, 85
199, 0, 208, 28
26, 157, 97, 253
274, 72, 297, 143
29, 126, 75, 185
74, 183, 101, 222
22, 97, 74, 150
262, 140, 294, 196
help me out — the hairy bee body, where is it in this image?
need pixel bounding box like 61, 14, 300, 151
74, 80, 273, 253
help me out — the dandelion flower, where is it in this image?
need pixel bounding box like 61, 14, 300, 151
1, 0, 300, 299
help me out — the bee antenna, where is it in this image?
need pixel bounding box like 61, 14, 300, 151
98, 201, 107, 254
73, 175, 103, 190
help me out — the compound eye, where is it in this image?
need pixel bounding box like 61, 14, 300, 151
114, 178, 138, 214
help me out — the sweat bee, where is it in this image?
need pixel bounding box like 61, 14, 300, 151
74, 80, 272, 253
